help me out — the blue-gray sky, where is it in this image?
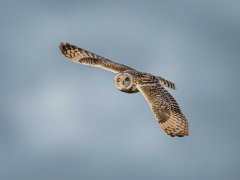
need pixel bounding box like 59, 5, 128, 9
0, 0, 240, 180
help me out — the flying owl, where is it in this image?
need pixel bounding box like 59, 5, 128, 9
59, 42, 189, 137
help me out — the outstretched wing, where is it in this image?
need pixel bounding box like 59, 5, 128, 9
59, 42, 135, 74
137, 77, 189, 137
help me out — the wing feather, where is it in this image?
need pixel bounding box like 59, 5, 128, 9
137, 79, 189, 137
59, 42, 134, 73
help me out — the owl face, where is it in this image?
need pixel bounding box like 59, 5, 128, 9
114, 73, 133, 91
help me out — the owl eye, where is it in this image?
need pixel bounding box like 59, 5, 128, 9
125, 77, 130, 82
117, 78, 121, 82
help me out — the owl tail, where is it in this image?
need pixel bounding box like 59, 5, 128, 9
157, 76, 176, 90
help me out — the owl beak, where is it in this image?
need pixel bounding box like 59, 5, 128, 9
122, 80, 125, 86
120, 79, 125, 90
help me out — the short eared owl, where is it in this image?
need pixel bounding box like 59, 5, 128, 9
59, 42, 189, 137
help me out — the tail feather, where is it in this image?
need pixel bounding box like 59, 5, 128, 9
157, 76, 176, 90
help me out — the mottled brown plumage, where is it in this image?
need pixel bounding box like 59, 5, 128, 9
59, 42, 189, 137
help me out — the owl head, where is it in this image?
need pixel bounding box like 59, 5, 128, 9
114, 72, 133, 91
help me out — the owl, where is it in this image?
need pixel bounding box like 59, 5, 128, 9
59, 42, 189, 137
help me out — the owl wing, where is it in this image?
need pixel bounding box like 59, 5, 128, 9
137, 79, 189, 137
59, 42, 135, 74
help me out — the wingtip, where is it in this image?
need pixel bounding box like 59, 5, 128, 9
162, 118, 189, 137
169, 132, 189, 137
59, 42, 65, 52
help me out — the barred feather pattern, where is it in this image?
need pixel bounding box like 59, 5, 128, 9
157, 76, 176, 90
137, 75, 189, 137
59, 43, 134, 73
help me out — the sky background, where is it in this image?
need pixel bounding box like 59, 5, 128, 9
0, 0, 240, 180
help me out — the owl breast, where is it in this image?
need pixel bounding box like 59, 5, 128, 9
114, 72, 138, 93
